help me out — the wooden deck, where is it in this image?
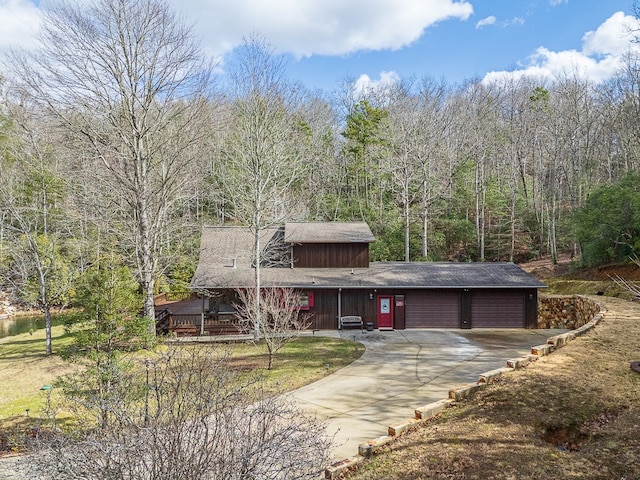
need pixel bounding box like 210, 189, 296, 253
154, 294, 242, 337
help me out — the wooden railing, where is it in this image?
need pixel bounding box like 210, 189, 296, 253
155, 308, 172, 335
168, 313, 243, 336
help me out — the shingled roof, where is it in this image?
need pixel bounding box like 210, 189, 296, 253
284, 222, 374, 244
190, 225, 546, 290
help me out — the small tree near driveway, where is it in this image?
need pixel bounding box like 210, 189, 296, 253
29, 344, 332, 480
235, 287, 312, 370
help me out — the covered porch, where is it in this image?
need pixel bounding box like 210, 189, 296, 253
154, 292, 239, 336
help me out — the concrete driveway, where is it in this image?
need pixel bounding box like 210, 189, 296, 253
290, 328, 567, 461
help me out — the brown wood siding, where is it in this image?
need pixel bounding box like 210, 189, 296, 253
470, 290, 525, 328
292, 243, 369, 268
307, 289, 379, 329
340, 289, 377, 326
405, 290, 460, 328
524, 289, 538, 328
307, 289, 338, 330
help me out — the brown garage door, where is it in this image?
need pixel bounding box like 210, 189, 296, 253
405, 290, 460, 328
471, 290, 525, 328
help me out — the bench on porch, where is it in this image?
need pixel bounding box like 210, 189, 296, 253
339, 315, 364, 331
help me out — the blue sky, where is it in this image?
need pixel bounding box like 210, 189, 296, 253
284, 0, 637, 91
1, 0, 637, 92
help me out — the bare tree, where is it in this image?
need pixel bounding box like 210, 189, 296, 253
602, 52, 640, 178
415, 77, 457, 259
0, 100, 74, 355
293, 94, 342, 220
235, 287, 312, 370
5, 0, 213, 328
491, 76, 538, 261
29, 344, 331, 480
386, 81, 422, 261
223, 35, 309, 338
611, 255, 640, 299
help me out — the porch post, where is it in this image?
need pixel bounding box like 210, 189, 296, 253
200, 293, 205, 336
337, 288, 342, 329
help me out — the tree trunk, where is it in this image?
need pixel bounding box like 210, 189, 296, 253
137, 192, 156, 331
254, 231, 261, 341
404, 198, 410, 262
403, 172, 411, 262
510, 191, 517, 262
422, 209, 429, 258
253, 201, 262, 340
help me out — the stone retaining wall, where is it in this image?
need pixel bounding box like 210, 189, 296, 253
537, 294, 601, 329
325, 295, 606, 479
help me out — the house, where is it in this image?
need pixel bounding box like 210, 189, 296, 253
188, 222, 546, 331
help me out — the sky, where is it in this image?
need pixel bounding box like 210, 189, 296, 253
1, 0, 639, 93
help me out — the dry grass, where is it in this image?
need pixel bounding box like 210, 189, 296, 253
0, 329, 362, 448
217, 336, 364, 394
0, 326, 78, 421
346, 296, 640, 480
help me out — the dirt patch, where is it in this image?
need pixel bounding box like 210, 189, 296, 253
540, 424, 588, 452
346, 296, 640, 480
519, 254, 640, 282
585, 263, 640, 280
518, 253, 573, 279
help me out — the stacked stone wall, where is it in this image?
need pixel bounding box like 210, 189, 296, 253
325, 294, 606, 479
537, 295, 601, 329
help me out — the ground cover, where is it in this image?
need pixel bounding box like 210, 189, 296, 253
0, 329, 362, 455
220, 335, 364, 394
345, 295, 640, 479
0, 326, 77, 421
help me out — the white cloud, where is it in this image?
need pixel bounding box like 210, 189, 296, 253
476, 15, 524, 29
352, 71, 401, 97
483, 11, 640, 85
0, 0, 474, 58
476, 16, 496, 29
178, 0, 473, 57
0, 0, 42, 52
582, 11, 637, 57
549, 0, 568, 6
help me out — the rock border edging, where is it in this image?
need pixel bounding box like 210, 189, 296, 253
324, 296, 606, 480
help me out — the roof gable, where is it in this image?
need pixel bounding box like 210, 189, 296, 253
284, 222, 375, 244
189, 224, 546, 290
193, 226, 282, 270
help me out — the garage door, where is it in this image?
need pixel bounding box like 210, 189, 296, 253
471, 290, 525, 328
405, 290, 460, 328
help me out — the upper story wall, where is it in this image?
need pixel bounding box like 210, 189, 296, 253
292, 243, 369, 268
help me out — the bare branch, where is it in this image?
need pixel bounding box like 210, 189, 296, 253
28, 344, 331, 480
5, 0, 215, 326
235, 287, 313, 369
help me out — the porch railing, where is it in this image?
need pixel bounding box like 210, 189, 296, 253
155, 308, 172, 335
169, 312, 242, 336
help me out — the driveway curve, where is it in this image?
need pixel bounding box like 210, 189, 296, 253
290, 328, 567, 461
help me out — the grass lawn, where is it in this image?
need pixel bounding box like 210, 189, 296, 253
0, 325, 78, 422
0, 327, 362, 438
228, 335, 364, 394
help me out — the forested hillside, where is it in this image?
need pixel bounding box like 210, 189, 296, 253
2, 0, 640, 321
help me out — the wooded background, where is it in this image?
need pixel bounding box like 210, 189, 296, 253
2, 0, 640, 324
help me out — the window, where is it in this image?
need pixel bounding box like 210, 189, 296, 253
298, 290, 314, 310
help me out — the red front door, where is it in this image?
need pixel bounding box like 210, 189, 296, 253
377, 295, 394, 330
